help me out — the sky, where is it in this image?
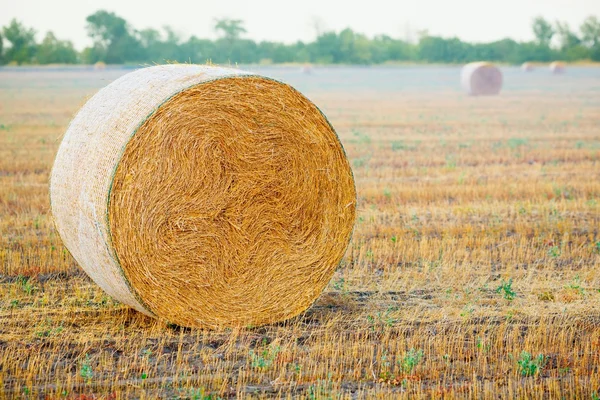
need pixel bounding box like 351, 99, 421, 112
2, 0, 600, 49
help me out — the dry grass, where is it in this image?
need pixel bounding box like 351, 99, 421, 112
1, 69, 599, 399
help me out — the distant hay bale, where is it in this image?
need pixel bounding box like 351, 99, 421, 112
461, 62, 503, 96
549, 61, 566, 74
521, 62, 534, 72
50, 64, 356, 329
301, 64, 313, 74
93, 61, 106, 70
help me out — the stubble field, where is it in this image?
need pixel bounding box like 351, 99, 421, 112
0, 66, 599, 398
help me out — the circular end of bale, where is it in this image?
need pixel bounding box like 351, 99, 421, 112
50, 66, 356, 329
461, 62, 503, 96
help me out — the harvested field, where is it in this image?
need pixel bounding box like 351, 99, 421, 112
1, 66, 599, 398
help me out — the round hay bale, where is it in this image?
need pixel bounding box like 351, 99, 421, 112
549, 61, 566, 74
521, 62, 534, 72
93, 61, 106, 70
460, 62, 503, 96
50, 64, 356, 328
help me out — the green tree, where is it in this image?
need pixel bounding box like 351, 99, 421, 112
0, 31, 4, 64
85, 10, 143, 63
213, 18, 247, 41
211, 18, 250, 63
37, 32, 78, 64
580, 16, 600, 60
310, 31, 346, 63
580, 16, 600, 47
2, 19, 37, 64
555, 21, 581, 50
513, 41, 555, 62
338, 28, 372, 64
139, 26, 183, 62
555, 21, 590, 61
418, 36, 471, 63
532, 16, 554, 46
180, 36, 216, 63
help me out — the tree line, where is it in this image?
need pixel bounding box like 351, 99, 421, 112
1, 11, 599, 66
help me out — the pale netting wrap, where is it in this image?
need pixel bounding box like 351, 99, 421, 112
460, 62, 503, 96
50, 65, 252, 316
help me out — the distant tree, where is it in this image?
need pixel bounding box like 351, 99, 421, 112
213, 18, 247, 41
554, 21, 589, 60
580, 16, 600, 47
310, 31, 341, 63
0, 31, 3, 64
514, 41, 556, 63
338, 28, 372, 64
532, 16, 554, 46
139, 26, 183, 62
554, 21, 581, 50
2, 19, 37, 64
469, 38, 519, 63
580, 16, 600, 60
37, 31, 78, 64
418, 36, 471, 63
85, 10, 143, 63
180, 36, 216, 63
5, 11, 599, 66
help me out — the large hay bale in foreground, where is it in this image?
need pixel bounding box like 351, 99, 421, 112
461, 62, 503, 96
50, 65, 356, 328
550, 61, 566, 74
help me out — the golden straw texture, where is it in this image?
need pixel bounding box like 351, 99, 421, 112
51, 66, 356, 329
461, 62, 503, 96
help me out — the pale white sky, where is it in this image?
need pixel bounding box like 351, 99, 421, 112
2, 0, 600, 49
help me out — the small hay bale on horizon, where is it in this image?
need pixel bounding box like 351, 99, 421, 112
93, 61, 106, 70
550, 61, 566, 74
521, 62, 534, 72
461, 62, 503, 96
50, 64, 357, 329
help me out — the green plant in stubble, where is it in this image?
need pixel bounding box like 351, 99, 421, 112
250, 342, 280, 369
80, 354, 93, 382
352, 129, 371, 145
392, 141, 406, 151
496, 279, 516, 301
18, 276, 36, 296
378, 349, 393, 380
548, 246, 561, 258
352, 155, 370, 168
399, 348, 424, 374
566, 275, 585, 297
516, 351, 546, 377
507, 137, 528, 149
182, 388, 222, 400
477, 337, 491, 353
366, 306, 398, 331
460, 303, 475, 317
